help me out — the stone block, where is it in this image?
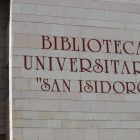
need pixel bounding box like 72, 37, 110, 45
12, 3, 21, 14
53, 112, 68, 120
38, 128, 53, 140
23, 128, 38, 140
69, 129, 83, 140
54, 129, 69, 140
31, 120, 47, 127
84, 129, 98, 140
31, 99, 46, 111
13, 128, 23, 140
13, 119, 31, 127
14, 99, 30, 110
22, 111, 37, 119
37, 112, 53, 119
21, 3, 35, 14
14, 34, 29, 48
62, 120, 77, 128
47, 120, 61, 128
36, 23, 51, 35
99, 129, 113, 140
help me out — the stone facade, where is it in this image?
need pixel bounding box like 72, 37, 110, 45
3, 0, 140, 140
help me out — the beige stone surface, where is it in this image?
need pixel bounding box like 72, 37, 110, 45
10, 0, 140, 140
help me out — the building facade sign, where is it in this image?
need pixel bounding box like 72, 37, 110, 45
1, 0, 140, 140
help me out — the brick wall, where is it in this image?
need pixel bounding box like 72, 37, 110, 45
11, 0, 140, 140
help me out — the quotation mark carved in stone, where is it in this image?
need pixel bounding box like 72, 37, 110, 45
36, 77, 42, 83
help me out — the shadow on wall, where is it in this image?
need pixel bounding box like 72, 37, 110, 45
0, 0, 10, 139
0, 135, 5, 140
